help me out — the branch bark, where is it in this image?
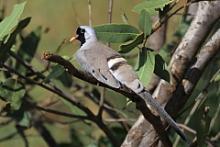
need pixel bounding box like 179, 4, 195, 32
167, 27, 220, 116
122, 1, 220, 146
150, 3, 220, 145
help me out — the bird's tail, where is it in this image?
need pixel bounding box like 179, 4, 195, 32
138, 91, 189, 142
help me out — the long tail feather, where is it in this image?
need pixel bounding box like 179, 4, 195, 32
138, 91, 189, 142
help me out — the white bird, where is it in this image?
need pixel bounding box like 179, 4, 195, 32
70, 26, 187, 141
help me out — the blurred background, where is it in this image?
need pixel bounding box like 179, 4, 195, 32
5, 0, 141, 53
2, 0, 218, 147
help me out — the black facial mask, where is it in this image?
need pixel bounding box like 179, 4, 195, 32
76, 27, 86, 46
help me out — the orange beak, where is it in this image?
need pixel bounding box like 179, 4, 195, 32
69, 35, 78, 42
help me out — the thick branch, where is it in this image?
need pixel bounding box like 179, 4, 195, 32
170, 1, 220, 83
122, 1, 220, 146
166, 28, 220, 116
42, 52, 172, 146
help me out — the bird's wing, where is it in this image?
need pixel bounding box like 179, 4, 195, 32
94, 68, 120, 88
78, 48, 120, 88
90, 42, 144, 92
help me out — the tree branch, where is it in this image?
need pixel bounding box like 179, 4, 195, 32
33, 118, 58, 147
34, 105, 90, 120
122, 1, 220, 146
166, 27, 220, 116
42, 52, 172, 146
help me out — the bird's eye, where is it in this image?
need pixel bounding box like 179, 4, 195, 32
81, 29, 85, 34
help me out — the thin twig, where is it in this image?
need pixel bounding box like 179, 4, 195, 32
97, 0, 114, 120
178, 124, 196, 135
97, 87, 105, 118
0, 132, 18, 142
211, 132, 220, 142
174, 91, 206, 145
142, 0, 200, 47
42, 115, 80, 125
55, 39, 68, 53
108, 0, 113, 23
143, 6, 184, 47
84, 90, 130, 131
9, 51, 35, 75
88, 0, 92, 26
35, 105, 89, 120
16, 125, 29, 147
104, 118, 136, 122
33, 119, 58, 147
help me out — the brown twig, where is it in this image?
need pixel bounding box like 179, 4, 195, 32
88, 0, 92, 26
108, 0, 113, 24
33, 118, 58, 147
177, 124, 196, 135
0, 132, 18, 142
84, 90, 130, 131
16, 125, 29, 147
35, 105, 89, 120
143, 0, 200, 48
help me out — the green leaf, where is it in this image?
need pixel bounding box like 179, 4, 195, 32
0, 1, 26, 41
44, 65, 65, 83
133, 0, 173, 15
17, 111, 31, 127
57, 71, 73, 87
119, 33, 144, 53
154, 54, 170, 82
138, 10, 152, 38
210, 68, 220, 83
0, 17, 31, 63
15, 26, 42, 74
18, 26, 41, 62
94, 24, 139, 43
62, 99, 86, 116
45, 64, 73, 87
136, 48, 155, 86
0, 78, 25, 110
213, 73, 220, 82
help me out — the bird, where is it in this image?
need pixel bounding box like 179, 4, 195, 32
70, 25, 188, 142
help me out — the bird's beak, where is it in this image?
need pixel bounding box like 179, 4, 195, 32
69, 35, 78, 42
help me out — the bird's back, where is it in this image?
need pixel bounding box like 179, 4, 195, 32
76, 41, 121, 88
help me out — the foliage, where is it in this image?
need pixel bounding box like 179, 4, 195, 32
133, 0, 174, 15
0, 78, 25, 111
94, 24, 140, 43
0, 2, 26, 41
138, 10, 152, 38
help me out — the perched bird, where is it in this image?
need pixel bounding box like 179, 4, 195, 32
70, 26, 187, 141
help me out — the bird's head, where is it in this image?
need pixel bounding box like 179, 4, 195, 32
70, 26, 97, 46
